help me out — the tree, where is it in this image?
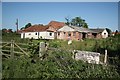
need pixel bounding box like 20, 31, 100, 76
65, 17, 71, 26
106, 28, 112, 36
115, 30, 118, 35
20, 23, 32, 30
83, 23, 88, 28
25, 23, 32, 29
2, 28, 7, 32
8, 29, 13, 33
65, 16, 88, 28
20, 27, 25, 30
71, 19, 76, 26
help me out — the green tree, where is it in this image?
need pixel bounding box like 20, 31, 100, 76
83, 23, 88, 28
65, 17, 71, 26
73, 17, 82, 27
65, 16, 88, 28
2, 28, 7, 32
71, 18, 76, 26
25, 23, 32, 29
20, 27, 25, 30
20, 23, 32, 30
8, 29, 13, 33
115, 30, 118, 36
106, 28, 112, 36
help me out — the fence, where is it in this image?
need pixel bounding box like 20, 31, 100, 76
1, 40, 29, 58
1, 40, 49, 59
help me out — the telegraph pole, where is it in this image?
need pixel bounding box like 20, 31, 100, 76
16, 18, 18, 33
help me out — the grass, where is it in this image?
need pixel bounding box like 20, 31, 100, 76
2, 32, 120, 57
2, 32, 29, 43
2, 32, 120, 78
1, 32, 110, 52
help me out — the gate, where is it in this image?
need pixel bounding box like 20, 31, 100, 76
1, 40, 29, 58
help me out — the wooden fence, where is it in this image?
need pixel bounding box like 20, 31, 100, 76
1, 40, 29, 58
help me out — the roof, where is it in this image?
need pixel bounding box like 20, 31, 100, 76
22, 25, 49, 32
58, 25, 75, 32
90, 28, 105, 33
71, 26, 97, 33
112, 32, 120, 34
17, 30, 23, 33
58, 25, 98, 33
48, 21, 65, 30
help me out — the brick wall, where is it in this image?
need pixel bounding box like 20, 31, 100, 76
57, 31, 83, 41
57, 31, 103, 40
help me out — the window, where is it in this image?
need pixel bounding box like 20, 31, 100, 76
35, 32, 37, 35
58, 32, 60, 36
49, 32, 52, 36
68, 32, 71, 37
104, 33, 106, 35
73, 32, 76, 36
64, 32, 66, 36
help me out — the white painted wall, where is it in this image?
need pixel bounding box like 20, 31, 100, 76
101, 29, 108, 38
39, 31, 54, 39
21, 31, 54, 39
21, 33, 24, 38
21, 32, 38, 39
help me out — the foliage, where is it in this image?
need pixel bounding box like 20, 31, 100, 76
25, 23, 32, 29
2, 28, 13, 33
2, 50, 120, 79
20, 23, 32, 30
65, 16, 88, 28
2, 32, 29, 43
83, 23, 88, 28
2, 32, 120, 79
106, 28, 112, 36
65, 17, 71, 26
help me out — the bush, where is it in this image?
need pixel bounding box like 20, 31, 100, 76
2, 50, 120, 79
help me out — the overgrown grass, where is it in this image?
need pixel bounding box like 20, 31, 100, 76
2, 32, 120, 78
2, 32, 120, 56
2, 32, 29, 43
2, 50, 120, 78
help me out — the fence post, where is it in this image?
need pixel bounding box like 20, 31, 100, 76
10, 40, 14, 59
39, 42, 41, 57
104, 49, 107, 64
39, 42, 45, 58
10, 40, 15, 78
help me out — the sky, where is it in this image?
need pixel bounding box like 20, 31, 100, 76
0, 2, 2, 30
2, 2, 119, 32
118, 2, 120, 31
1, 0, 120, 2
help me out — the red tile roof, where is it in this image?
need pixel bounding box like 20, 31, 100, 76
112, 32, 120, 34
48, 21, 65, 30
22, 25, 49, 32
3, 29, 13, 33
21, 21, 65, 33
